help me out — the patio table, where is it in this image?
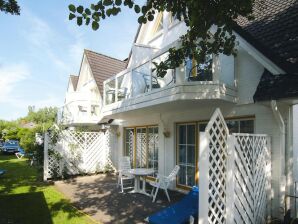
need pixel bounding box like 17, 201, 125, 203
129, 168, 154, 196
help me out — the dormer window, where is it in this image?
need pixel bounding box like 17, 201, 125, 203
185, 54, 213, 81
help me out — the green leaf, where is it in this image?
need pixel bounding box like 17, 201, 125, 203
77, 17, 83, 26
106, 8, 112, 17
77, 6, 84, 14
68, 4, 76, 13
85, 17, 90, 25
69, 13, 76, 20
148, 14, 154, 21
134, 5, 140, 13
85, 8, 91, 15
141, 6, 147, 14
103, 0, 113, 6
115, 0, 122, 6
91, 4, 95, 10
92, 21, 99, 30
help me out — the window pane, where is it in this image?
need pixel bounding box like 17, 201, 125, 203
187, 125, 196, 144
227, 120, 239, 133
178, 165, 186, 185
125, 129, 134, 165
179, 125, 186, 144
240, 120, 254, 133
187, 166, 196, 186
136, 128, 147, 168
187, 145, 195, 165
179, 145, 187, 164
199, 123, 207, 132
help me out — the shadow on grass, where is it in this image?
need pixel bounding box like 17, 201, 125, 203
0, 155, 89, 223
0, 192, 53, 224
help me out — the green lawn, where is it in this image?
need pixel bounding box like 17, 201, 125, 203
0, 155, 97, 224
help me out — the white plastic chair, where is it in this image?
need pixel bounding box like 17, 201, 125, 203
117, 156, 134, 193
150, 165, 180, 202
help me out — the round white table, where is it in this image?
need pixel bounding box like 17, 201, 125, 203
128, 168, 155, 196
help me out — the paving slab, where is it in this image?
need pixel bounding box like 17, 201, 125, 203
55, 174, 185, 224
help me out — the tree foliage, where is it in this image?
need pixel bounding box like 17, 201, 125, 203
0, 106, 57, 156
69, 0, 255, 76
0, 0, 20, 15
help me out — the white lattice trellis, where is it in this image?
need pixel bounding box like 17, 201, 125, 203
199, 108, 271, 224
44, 128, 116, 180
233, 134, 271, 224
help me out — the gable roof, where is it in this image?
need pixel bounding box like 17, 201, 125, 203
235, 0, 298, 74
84, 49, 127, 96
254, 69, 298, 102
69, 75, 79, 91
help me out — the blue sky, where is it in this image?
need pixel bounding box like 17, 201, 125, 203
0, 0, 139, 120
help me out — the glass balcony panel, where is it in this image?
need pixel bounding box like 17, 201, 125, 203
132, 62, 151, 96
152, 52, 175, 89
185, 54, 213, 82
105, 79, 116, 105
116, 72, 131, 101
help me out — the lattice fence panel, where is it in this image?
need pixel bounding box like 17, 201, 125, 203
44, 128, 113, 180
205, 108, 229, 224
233, 134, 271, 224
199, 108, 271, 224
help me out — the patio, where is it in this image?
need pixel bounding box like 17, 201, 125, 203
54, 173, 185, 224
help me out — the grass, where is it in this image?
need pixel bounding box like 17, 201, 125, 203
0, 155, 97, 224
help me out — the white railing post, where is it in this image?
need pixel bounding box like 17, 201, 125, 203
199, 132, 209, 224
43, 132, 49, 181
115, 77, 119, 102
266, 136, 272, 220
149, 59, 152, 92
130, 69, 134, 97
226, 135, 235, 224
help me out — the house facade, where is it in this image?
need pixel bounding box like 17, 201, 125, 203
58, 49, 126, 127
59, 0, 298, 220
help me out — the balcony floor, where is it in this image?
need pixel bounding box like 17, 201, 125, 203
54, 174, 185, 224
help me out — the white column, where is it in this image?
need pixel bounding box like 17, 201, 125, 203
198, 132, 209, 224
43, 132, 49, 181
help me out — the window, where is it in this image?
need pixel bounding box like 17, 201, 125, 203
124, 126, 159, 176
177, 124, 196, 187
124, 128, 135, 166
91, 105, 99, 116
175, 118, 254, 189
148, 127, 159, 176
151, 13, 163, 38
136, 128, 147, 168
169, 12, 178, 25
185, 55, 213, 81
226, 119, 254, 134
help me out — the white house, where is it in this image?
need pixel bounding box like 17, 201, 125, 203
57, 0, 298, 221
58, 49, 126, 127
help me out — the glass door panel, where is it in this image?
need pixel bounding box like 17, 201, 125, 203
177, 123, 196, 187
124, 128, 135, 166
148, 126, 158, 176
136, 128, 147, 168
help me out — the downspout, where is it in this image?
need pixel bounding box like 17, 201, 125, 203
271, 100, 286, 214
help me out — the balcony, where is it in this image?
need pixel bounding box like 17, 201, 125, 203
57, 100, 101, 126
103, 47, 237, 116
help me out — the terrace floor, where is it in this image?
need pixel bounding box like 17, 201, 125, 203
54, 174, 185, 224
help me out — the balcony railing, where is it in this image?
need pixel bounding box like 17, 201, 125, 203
103, 44, 234, 106
104, 52, 177, 105
57, 100, 100, 125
